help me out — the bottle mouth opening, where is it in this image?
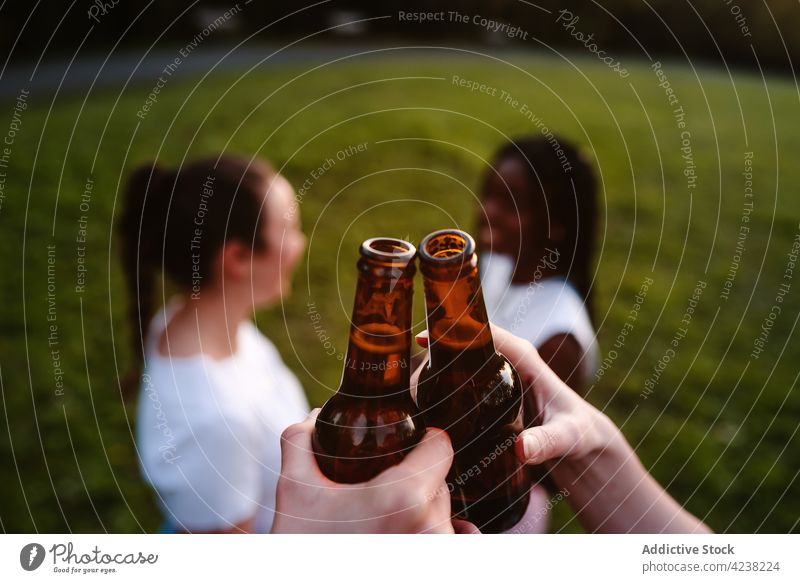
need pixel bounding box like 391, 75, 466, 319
360, 237, 416, 263
419, 229, 475, 264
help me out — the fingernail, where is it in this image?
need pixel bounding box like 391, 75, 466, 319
522, 434, 535, 461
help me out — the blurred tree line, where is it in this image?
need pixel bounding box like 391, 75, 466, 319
1, 0, 797, 73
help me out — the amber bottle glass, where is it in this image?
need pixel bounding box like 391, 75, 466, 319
416, 229, 532, 532
313, 238, 425, 483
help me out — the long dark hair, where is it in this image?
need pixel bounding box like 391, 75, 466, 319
489, 135, 598, 319
118, 154, 275, 398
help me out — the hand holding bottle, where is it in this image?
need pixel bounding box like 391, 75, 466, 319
416, 324, 711, 534
273, 409, 470, 533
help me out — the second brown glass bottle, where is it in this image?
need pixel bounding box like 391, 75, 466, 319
415, 229, 533, 532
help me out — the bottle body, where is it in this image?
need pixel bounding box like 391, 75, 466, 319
312, 391, 422, 483
313, 238, 425, 483
416, 229, 532, 532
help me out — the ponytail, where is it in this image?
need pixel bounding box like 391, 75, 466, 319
118, 162, 173, 399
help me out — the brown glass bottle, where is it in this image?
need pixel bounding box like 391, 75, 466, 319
416, 229, 533, 532
312, 238, 425, 483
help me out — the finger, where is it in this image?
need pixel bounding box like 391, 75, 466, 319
409, 356, 428, 403
452, 519, 481, 534
279, 408, 323, 480
415, 330, 429, 348
515, 422, 569, 465
394, 428, 453, 489
490, 324, 541, 369
410, 351, 429, 376
490, 324, 565, 403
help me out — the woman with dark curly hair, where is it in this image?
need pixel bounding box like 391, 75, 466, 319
478, 135, 599, 394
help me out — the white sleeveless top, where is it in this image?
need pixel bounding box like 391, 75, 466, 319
136, 298, 309, 533
480, 252, 599, 381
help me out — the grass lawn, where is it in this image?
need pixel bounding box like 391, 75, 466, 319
0, 49, 797, 533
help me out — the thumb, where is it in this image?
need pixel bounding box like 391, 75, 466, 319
279, 408, 323, 480
394, 427, 453, 488
515, 422, 567, 466
452, 519, 481, 534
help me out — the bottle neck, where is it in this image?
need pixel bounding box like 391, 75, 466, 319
422, 258, 496, 370
340, 266, 414, 397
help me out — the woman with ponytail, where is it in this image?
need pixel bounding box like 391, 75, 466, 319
119, 155, 309, 533
477, 136, 600, 393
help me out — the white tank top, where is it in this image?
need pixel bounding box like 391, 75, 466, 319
136, 297, 309, 533
480, 252, 599, 379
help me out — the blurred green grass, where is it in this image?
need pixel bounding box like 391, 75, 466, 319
0, 51, 797, 533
